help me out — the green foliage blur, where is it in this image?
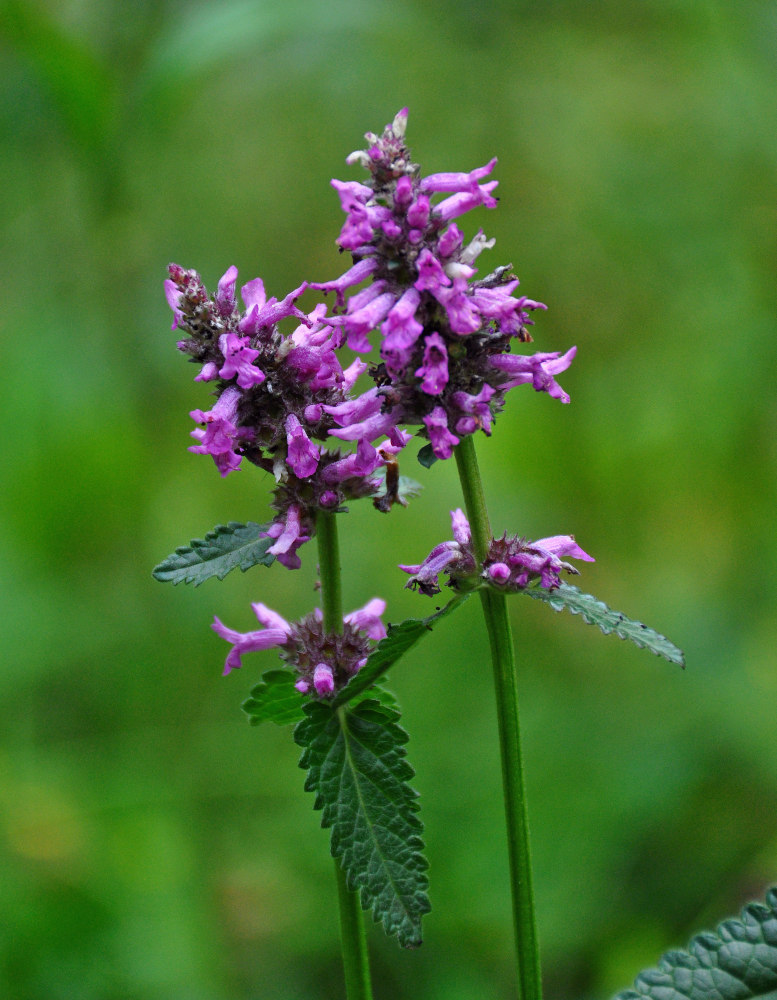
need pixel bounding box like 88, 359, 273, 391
1, 1, 775, 997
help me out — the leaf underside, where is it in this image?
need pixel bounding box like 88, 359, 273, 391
152, 521, 274, 586
333, 595, 469, 708
614, 887, 777, 1000
522, 582, 685, 666
295, 699, 430, 949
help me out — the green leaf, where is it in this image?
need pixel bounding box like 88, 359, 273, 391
152, 521, 275, 586
333, 596, 469, 708
295, 699, 429, 948
416, 443, 438, 468
242, 670, 305, 726
522, 582, 685, 667
614, 887, 777, 1000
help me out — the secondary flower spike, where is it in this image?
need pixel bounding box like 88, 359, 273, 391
312, 109, 577, 459
212, 598, 387, 697
401, 510, 594, 595
165, 263, 415, 566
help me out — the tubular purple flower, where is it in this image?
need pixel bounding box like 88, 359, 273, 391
505, 534, 595, 590
415, 333, 449, 395
217, 332, 265, 389
451, 384, 495, 435
189, 386, 243, 476
309, 258, 378, 309
423, 407, 460, 460
263, 504, 311, 570
239, 280, 309, 335
164, 280, 184, 329
490, 346, 577, 402
413, 249, 451, 294
212, 602, 292, 675
215, 265, 239, 316
313, 663, 335, 696
434, 180, 499, 222
419, 157, 498, 194
285, 414, 320, 479
344, 597, 387, 640
339, 290, 396, 353
321, 439, 380, 486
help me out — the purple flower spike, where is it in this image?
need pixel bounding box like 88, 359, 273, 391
490, 346, 577, 402
415, 333, 449, 395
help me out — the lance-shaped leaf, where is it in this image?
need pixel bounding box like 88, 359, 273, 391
614, 887, 777, 1000
521, 582, 685, 666
295, 699, 430, 948
333, 595, 469, 708
242, 670, 305, 727
152, 521, 275, 586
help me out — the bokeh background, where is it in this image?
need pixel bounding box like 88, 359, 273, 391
2, 1, 776, 997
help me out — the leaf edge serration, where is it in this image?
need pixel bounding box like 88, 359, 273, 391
295, 699, 430, 949
152, 520, 274, 586
522, 582, 685, 667
613, 886, 777, 1000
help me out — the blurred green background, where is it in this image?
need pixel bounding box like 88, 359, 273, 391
2, 0, 776, 997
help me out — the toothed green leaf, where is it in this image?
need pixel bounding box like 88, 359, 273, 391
522, 582, 685, 666
614, 887, 777, 1000
242, 670, 305, 726
152, 521, 274, 586
295, 699, 429, 948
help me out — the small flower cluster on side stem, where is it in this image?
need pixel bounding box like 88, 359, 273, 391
212, 598, 387, 697
165, 264, 410, 568
400, 509, 594, 597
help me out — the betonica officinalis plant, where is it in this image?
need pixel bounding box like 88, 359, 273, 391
155, 110, 777, 1000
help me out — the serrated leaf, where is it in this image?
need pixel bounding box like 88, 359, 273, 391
522, 582, 685, 666
295, 700, 429, 948
614, 887, 777, 1000
152, 521, 275, 586
416, 443, 438, 468
242, 670, 305, 726
333, 596, 469, 708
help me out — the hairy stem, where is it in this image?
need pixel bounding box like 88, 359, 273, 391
454, 435, 542, 1000
316, 511, 373, 1000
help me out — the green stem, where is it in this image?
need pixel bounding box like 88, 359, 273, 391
316, 511, 373, 1000
454, 435, 542, 1000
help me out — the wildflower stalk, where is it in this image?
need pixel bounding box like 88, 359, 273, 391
315, 511, 374, 1000
453, 435, 542, 1000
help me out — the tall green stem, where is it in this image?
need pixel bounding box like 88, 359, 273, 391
454, 435, 543, 1000
316, 511, 373, 1000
